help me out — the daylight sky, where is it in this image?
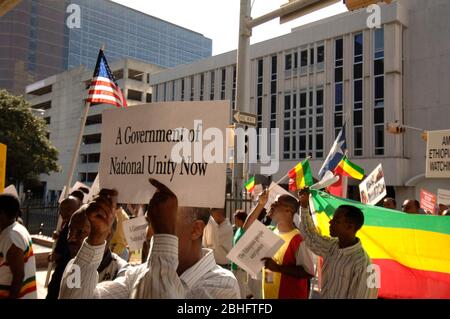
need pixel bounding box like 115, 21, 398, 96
111, 0, 348, 55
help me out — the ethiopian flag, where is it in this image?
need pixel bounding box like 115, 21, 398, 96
310, 189, 450, 299
288, 159, 314, 191
245, 176, 255, 193
334, 155, 364, 180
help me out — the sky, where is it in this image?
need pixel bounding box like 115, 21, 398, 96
111, 0, 348, 55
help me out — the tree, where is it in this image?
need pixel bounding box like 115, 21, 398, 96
0, 90, 59, 187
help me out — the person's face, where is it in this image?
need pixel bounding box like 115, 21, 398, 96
383, 199, 396, 210
402, 200, 419, 214
59, 198, 81, 223
67, 214, 91, 258
176, 208, 205, 267
211, 210, 225, 225
270, 196, 293, 224
329, 209, 353, 238
234, 218, 244, 228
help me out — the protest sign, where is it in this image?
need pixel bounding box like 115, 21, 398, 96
3, 185, 18, 198
0, 143, 6, 192
264, 182, 293, 210
438, 189, 450, 206
359, 164, 386, 205
426, 129, 450, 178
99, 101, 229, 208
226, 220, 284, 279
420, 189, 436, 214
122, 215, 148, 252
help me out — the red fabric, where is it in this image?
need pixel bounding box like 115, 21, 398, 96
278, 234, 309, 299
373, 259, 450, 299
327, 172, 343, 197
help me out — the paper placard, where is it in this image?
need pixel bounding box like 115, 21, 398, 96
420, 189, 436, 214
122, 215, 148, 252
226, 220, 284, 279
438, 189, 450, 206
359, 164, 387, 206
99, 101, 229, 208
264, 182, 293, 211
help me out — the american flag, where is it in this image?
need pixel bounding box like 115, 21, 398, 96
86, 49, 127, 107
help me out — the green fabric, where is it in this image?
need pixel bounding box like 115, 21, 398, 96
231, 227, 245, 271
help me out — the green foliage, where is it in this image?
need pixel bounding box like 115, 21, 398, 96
0, 89, 59, 185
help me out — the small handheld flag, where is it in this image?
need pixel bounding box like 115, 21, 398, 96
288, 159, 314, 191
334, 155, 365, 180
87, 49, 128, 107
245, 176, 255, 193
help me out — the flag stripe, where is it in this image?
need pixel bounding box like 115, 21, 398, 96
372, 259, 450, 299
288, 159, 314, 191
336, 156, 364, 180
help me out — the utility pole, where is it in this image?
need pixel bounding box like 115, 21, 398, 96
232, 0, 340, 199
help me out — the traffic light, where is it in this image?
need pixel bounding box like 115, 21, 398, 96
344, 0, 392, 11
386, 122, 405, 134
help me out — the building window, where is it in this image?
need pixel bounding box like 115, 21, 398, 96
200, 74, 205, 101
86, 114, 102, 126
172, 81, 176, 101
210, 71, 215, 100
221, 68, 226, 100
83, 134, 101, 145
270, 56, 277, 131
232, 66, 237, 109
146, 93, 152, 103
190, 76, 195, 101
334, 38, 344, 138
317, 45, 324, 64
285, 53, 292, 71
181, 79, 185, 101
256, 58, 264, 159
374, 28, 384, 156
127, 89, 143, 102
163, 82, 167, 102
353, 33, 364, 157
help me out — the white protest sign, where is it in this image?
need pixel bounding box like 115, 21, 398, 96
86, 174, 100, 203
99, 101, 229, 207
226, 220, 284, 279
264, 182, 293, 211
438, 189, 450, 206
426, 129, 450, 178
359, 164, 387, 206
122, 215, 148, 252
3, 185, 18, 198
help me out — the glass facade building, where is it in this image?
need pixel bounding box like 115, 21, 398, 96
0, 0, 212, 94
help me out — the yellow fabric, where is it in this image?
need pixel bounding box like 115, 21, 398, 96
262, 228, 299, 299
110, 208, 129, 254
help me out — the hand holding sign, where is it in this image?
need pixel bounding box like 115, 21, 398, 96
147, 178, 178, 235
86, 188, 118, 246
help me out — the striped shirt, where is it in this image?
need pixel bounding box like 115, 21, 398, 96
59, 234, 240, 299
299, 207, 378, 299
0, 222, 37, 299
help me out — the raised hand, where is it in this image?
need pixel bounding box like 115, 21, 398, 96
146, 178, 178, 235
257, 188, 269, 207
85, 188, 118, 246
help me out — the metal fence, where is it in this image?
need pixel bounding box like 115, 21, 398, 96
20, 199, 59, 237
225, 195, 254, 223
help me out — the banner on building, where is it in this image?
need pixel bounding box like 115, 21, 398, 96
420, 189, 437, 214
0, 143, 6, 193
99, 101, 229, 208
426, 129, 450, 178
358, 164, 387, 206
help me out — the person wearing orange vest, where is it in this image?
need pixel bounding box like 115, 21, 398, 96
244, 190, 315, 299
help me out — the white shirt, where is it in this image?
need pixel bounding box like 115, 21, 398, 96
202, 217, 233, 265
59, 234, 240, 299
299, 207, 378, 299
0, 222, 37, 299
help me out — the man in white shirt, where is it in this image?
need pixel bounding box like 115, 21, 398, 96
59, 180, 240, 299
203, 208, 233, 269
